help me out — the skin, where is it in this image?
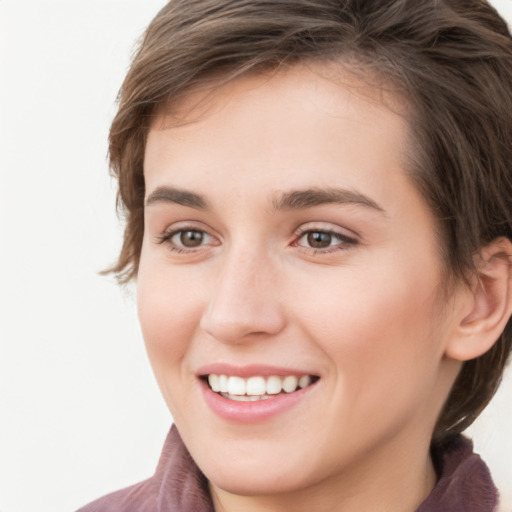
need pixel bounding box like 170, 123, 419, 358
138, 65, 468, 512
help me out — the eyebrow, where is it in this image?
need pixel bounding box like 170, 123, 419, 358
145, 186, 209, 209
271, 188, 385, 214
145, 185, 385, 215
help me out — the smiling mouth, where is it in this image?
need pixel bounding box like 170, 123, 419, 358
202, 374, 320, 401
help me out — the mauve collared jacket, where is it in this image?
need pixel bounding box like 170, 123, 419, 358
77, 425, 499, 512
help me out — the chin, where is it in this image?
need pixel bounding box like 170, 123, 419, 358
206, 462, 311, 497
189, 434, 328, 498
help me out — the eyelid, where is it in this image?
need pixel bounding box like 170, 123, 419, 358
292, 223, 359, 253
293, 222, 358, 241
154, 222, 220, 252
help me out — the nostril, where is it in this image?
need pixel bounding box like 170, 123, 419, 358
200, 304, 287, 344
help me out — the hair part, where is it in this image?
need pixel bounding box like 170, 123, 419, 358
106, 0, 512, 439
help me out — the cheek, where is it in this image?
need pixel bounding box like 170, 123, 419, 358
292, 258, 445, 405
136, 253, 205, 382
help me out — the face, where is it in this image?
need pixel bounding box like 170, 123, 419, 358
139, 65, 459, 500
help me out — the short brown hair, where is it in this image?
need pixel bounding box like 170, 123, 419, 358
107, 0, 512, 439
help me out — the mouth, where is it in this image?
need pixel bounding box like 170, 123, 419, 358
201, 373, 320, 402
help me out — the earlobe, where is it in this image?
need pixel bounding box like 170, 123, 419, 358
446, 237, 512, 362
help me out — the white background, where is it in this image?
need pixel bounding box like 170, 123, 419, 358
1, 2, 511, 511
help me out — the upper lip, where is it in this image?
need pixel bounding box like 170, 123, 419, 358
196, 363, 319, 378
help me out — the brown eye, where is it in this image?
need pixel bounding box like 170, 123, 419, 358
157, 227, 216, 253
295, 228, 357, 253
178, 230, 204, 247
306, 232, 332, 249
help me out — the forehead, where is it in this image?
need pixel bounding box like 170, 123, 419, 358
144, 63, 413, 190
150, 61, 410, 134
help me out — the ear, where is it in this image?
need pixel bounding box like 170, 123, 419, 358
445, 237, 512, 362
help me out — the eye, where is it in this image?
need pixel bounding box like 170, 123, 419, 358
294, 228, 357, 253
303, 231, 335, 249
156, 227, 216, 252
172, 229, 207, 248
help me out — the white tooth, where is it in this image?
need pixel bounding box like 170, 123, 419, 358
219, 375, 229, 393
299, 375, 311, 389
208, 374, 220, 392
228, 376, 246, 395
266, 376, 282, 395
246, 376, 266, 395
222, 393, 273, 401
283, 375, 298, 393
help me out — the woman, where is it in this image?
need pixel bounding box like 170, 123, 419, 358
78, 1, 512, 510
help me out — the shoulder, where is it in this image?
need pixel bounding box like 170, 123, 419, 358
75, 477, 161, 512
75, 424, 214, 512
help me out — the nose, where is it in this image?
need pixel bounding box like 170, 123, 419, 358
199, 248, 286, 344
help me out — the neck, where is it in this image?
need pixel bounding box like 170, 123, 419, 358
209, 433, 437, 512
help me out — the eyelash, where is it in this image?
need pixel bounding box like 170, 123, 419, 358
155, 226, 358, 255
292, 228, 358, 254
156, 228, 215, 254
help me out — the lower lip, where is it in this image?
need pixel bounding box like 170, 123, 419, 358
200, 380, 317, 423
